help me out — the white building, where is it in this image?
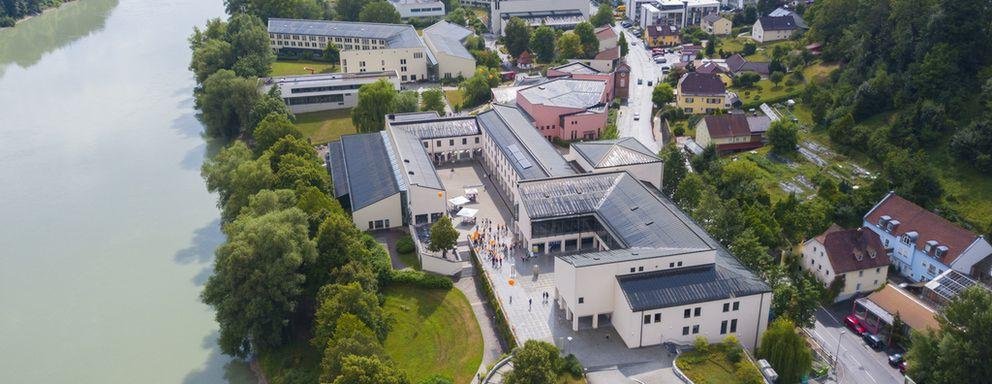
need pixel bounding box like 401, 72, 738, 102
490, 0, 589, 35
566, 137, 663, 190
260, 71, 399, 114
267, 18, 434, 83
634, 0, 720, 29
388, 0, 446, 19
752, 14, 802, 43
327, 132, 405, 230
802, 225, 891, 302
422, 21, 478, 80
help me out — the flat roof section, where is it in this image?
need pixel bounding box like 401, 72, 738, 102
518, 78, 607, 110
617, 264, 771, 311
390, 116, 480, 139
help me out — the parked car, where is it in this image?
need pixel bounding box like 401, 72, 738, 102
621, 21, 631, 28
888, 353, 904, 368
899, 361, 907, 374
654, 57, 667, 63
863, 333, 885, 351
844, 315, 867, 335
634, 112, 640, 120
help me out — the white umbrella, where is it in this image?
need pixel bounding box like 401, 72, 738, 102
464, 188, 479, 195
449, 196, 470, 205
456, 208, 479, 218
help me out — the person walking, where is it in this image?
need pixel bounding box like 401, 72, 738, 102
528, 298, 532, 311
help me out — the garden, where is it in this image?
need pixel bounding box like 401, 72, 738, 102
676, 336, 764, 384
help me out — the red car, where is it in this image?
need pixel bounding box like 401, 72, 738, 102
844, 315, 867, 335
899, 361, 908, 374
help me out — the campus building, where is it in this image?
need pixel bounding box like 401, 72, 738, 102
566, 137, 663, 190
388, 0, 445, 19
260, 71, 399, 114
634, 0, 720, 29
490, 0, 589, 35
516, 78, 612, 141
421, 20, 477, 80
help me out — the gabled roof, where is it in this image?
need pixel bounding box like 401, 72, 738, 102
267, 18, 425, 49
476, 104, 576, 180
702, 114, 750, 138
725, 53, 770, 75
329, 133, 402, 210
594, 46, 620, 61
548, 62, 600, 76
678, 72, 726, 95
815, 227, 890, 274
423, 20, 475, 60
518, 78, 608, 109
865, 193, 984, 266
702, 14, 725, 24
758, 15, 800, 31
618, 263, 771, 311
595, 25, 618, 40
571, 137, 661, 168
769, 7, 807, 28
646, 24, 679, 38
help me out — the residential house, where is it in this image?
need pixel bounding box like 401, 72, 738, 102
693, 114, 767, 152
725, 53, 770, 77
567, 26, 621, 72
852, 284, 939, 346
802, 225, 890, 303
645, 25, 681, 48
701, 14, 732, 35
676, 72, 730, 114
751, 12, 803, 43
516, 78, 612, 141
517, 51, 533, 69
863, 192, 992, 283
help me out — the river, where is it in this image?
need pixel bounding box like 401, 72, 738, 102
0, 0, 256, 383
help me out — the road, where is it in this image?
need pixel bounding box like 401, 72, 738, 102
805, 308, 904, 384
614, 26, 675, 153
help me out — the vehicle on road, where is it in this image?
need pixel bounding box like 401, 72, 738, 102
888, 353, 904, 368
863, 333, 885, 351
844, 315, 867, 335
654, 57, 667, 63
899, 361, 907, 374
634, 112, 640, 120
621, 21, 631, 28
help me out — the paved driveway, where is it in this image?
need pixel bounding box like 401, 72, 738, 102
805, 305, 904, 384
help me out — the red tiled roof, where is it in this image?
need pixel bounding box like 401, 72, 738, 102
595, 26, 618, 40
518, 51, 532, 64
865, 193, 981, 265
819, 227, 890, 274
703, 114, 751, 138
594, 46, 620, 60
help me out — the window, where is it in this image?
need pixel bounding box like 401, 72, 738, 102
383, 219, 389, 228
359, 61, 366, 67
368, 221, 374, 229
683, 309, 691, 318
402, 75, 407, 81
685, 97, 694, 103
654, 313, 661, 322
692, 325, 700, 334
400, 59, 407, 64
733, 301, 739, 311
414, 52, 423, 58
876, 267, 881, 274
694, 307, 701, 317
859, 270, 864, 277
730, 319, 737, 333
723, 303, 729, 312
401, 66, 407, 72
423, 141, 429, 148
638, 266, 644, 272
682, 326, 690, 335
721, 320, 728, 334
578, 297, 584, 304
462, 138, 467, 145
449, 139, 454, 146
475, 137, 480, 144
630, 267, 636, 273
874, 279, 878, 285
678, 261, 683, 267
856, 283, 862, 290
436, 140, 441, 147
670, 262, 675, 268
644, 315, 651, 324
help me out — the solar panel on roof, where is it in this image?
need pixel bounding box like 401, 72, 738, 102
507, 144, 533, 169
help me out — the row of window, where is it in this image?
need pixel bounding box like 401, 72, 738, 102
423, 137, 480, 149
290, 84, 363, 94
409, 7, 443, 12
269, 34, 383, 46
628, 260, 685, 274
284, 94, 345, 106
368, 219, 390, 229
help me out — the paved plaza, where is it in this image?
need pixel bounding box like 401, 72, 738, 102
437, 162, 677, 383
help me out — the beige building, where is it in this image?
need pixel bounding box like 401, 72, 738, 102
422, 21, 477, 80
260, 71, 400, 114
268, 18, 433, 83
701, 14, 732, 35
676, 72, 730, 114
327, 132, 406, 230
752, 15, 800, 43
802, 225, 891, 302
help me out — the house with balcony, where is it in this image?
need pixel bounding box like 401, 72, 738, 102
863, 192, 992, 283
802, 225, 890, 302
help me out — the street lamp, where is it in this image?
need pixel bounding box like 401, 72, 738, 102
834, 330, 846, 373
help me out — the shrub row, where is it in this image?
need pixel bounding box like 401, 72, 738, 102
395, 235, 415, 254
387, 269, 453, 290
470, 249, 518, 350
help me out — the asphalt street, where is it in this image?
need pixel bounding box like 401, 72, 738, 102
614, 26, 675, 154
805, 307, 904, 384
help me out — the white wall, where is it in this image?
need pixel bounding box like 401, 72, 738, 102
391, 0, 446, 19
341, 48, 429, 82
352, 193, 403, 230
407, 184, 447, 224
421, 253, 469, 275
434, 52, 477, 80
802, 239, 888, 302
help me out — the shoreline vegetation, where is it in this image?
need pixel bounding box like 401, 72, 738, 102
0, 0, 76, 28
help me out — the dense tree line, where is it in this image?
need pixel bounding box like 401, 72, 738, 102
906, 286, 992, 384
0, 0, 61, 26
801, 0, 992, 215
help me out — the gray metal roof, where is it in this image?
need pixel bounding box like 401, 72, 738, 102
550, 62, 600, 75
391, 116, 480, 139
617, 263, 770, 311
334, 133, 402, 211
388, 128, 444, 190
518, 79, 607, 109
423, 20, 475, 60
267, 18, 425, 49
262, 71, 398, 95
327, 141, 349, 198
572, 137, 661, 168
477, 104, 576, 180
387, 111, 440, 122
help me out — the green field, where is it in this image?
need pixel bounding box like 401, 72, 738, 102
382, 285, 483, 384
270, 60, 336, 77
293, 109, 356, 144
444, 89, 465, 109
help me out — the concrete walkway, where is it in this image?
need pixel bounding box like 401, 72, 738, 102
372, 229, 410, 270
455, 270, 506, 382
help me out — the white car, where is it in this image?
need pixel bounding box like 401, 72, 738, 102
634, 112, 640, 120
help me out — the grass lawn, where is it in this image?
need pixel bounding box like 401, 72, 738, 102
397, 250, 421, 270
444, 89, 466, 109
733, 79, 801, 106
294, 109, 356, 144
270, 60, 336, 77
803, 62, 839, 84
382, 285, 483, 384
676, 344, 761, 384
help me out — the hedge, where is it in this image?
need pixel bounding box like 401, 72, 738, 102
396, 235, 415, 254
388, 269, 453, 290
470, 249, 518, 350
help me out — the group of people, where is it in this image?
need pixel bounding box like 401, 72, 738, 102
471, 218, 517, 271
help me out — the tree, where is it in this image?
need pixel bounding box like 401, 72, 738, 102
772, 274, 821, 328
421, 88, 446, 115
395, 90, 420, 113
705, 37, 716, 57
324, 43, 341, 63
652, 83, 674, 106
190, 39, 234, 83
471, 49, 501, 69
253, 113, 303, 154
556, 32, 583, 61
225, 13, 274, 78
742, 41, 756, 56
503, 340, 562, 384
590, 4, 613, 27
906, 287, 992, 384
573, 21, 599, 59
336, 0, 371, 21
428, 215, 459, 258
758, 318, 812, 384
733, 71, 761, 88
201, 205, 316, 357
249, 87, 293, 129
619, 33, 628, 57
333, 355, 409, 384
352, 79, 397, 132
459, 69, 496, 108
729, 229, 772, 272
313, 282, 391, 349
445, 7, 467, 25
319, 314, 387, 382
767, 120, 799, 156
769, 71, 785, 87
197, 69, 262, 138
201, 142, 277, 221
662, 148, 687, 197
359, 1, 401, 24
503, 17, 531, 58
673, 172, 708, 212
530, 25, 557, 63
950, 118, 992, 173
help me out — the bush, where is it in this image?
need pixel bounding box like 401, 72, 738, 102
396, 235, 415, 254
470, 249, 517, 350
672, 124, 686, 136
693, 336, 709, 353
0, 16, 14, 28
736, 360, 764, 384
561, 354, 583, 379
388, 269, 453, 289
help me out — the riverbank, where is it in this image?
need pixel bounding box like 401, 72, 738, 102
0, 0, 77, 28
